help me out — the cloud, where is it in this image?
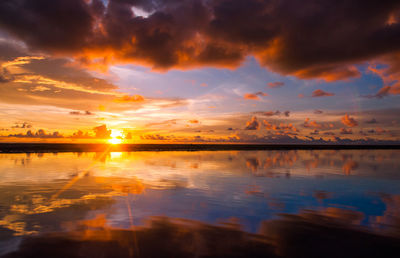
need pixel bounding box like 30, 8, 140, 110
71, 130, 91, 138
71, 125, 133, 139
8, 129, 63, 138
364, 86, 392, 99
375, 85, 400, 98
69, 110, 94, 115
114, 95, 145, 103
0, 42, 119, 110
11, 122, 32, 129
244, 92, 268, 100
365, 118, 378, 124
365, 127, 388, 135
267, 81, 284, 88
303, 118, 322, 129
311, 89, 335, 97
341, 114, 358, 127
366, 57, 400, 98
245, 116, 259, 130
146, 119, 178, 128
1, 0, 399, 80
310, 129, 319, 135
340, 128, 353, 135
252, 110, 290, 117
263, 120, 299, 134
0, 42, 188, 113
141, 134, 171, 141
5, 124, 116, 139
188, 119, 199, 124
93, 124, 111, 139
314, 110, 323, 114
0, 67, 13, 83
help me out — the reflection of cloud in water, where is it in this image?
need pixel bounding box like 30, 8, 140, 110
342, 160, 359, 175
5, 210, 400, 258
372, 194, 400, 236
0, 173, 191, 239
1, 150, 400, 182
1, 150, 400, 256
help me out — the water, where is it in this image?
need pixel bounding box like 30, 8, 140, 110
1, 150, 400, 257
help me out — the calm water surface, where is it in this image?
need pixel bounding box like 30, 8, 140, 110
1, 150, 400, 257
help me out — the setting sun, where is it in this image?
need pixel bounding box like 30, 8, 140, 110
108, 129, 123, 144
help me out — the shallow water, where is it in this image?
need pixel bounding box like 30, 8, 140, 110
1, 150, 400, 257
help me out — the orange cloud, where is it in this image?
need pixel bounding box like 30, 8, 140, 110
253, 110, 290, 117
245, 116, 260, 130
311, 89, 335, 97
303, 118, 322, 129
294, 65, 360, 82
263, 120, 299, 133
341, 114, 358, 127
93, 124, 111, 139
114, 95, 145, 103
244, 92, 268, 100
267, 81, 284, 88
367, 58, 400, 98
340, 128, 353, 134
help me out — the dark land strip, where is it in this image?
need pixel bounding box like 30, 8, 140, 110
0, 143, 399, 153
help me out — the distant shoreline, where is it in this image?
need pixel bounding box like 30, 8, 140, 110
0, 143, 399, 153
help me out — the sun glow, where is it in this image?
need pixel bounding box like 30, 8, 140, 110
108, 129, 123, 144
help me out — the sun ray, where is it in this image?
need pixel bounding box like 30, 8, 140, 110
108, 129, 123, 144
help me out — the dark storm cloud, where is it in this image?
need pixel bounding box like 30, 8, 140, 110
0, 0, 400, 80
0, 0, 94, 52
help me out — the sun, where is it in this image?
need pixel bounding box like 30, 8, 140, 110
108, 129, 123, 144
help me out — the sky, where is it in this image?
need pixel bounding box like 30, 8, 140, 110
0, 0, 400, 144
